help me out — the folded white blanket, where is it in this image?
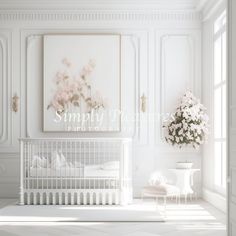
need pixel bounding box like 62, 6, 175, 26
31, 151, 120, 170
50, 151, 66, 169
100, 161, 119, 170
31, 155, 48, 168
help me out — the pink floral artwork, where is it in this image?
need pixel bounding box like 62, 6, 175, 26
47, 58, 107, 114
43, 35, 120, 132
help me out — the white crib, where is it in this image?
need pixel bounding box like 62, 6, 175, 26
19, 138, 132, 205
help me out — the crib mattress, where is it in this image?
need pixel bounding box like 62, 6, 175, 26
84, 165, 119, 178
29, 167, 83, 177
29, 165, 119, 178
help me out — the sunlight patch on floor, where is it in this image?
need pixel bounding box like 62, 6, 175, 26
158, 203, 220, 221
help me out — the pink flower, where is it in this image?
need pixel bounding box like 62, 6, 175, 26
60, 91, 70, 101
51, 99, 63, 111
80, 59, 96, 78
48, 58, 105, 114
62, 58, 72, 67
55, 72, 64, 84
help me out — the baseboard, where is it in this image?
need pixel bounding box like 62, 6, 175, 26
202, 188, 226, 213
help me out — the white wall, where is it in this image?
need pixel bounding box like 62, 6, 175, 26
0, 0, 202, 198
202, 0, 227, 212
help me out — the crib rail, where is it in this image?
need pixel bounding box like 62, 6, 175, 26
19, 138, 132, 205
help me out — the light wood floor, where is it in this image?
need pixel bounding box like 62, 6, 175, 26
0, 199, 226, 236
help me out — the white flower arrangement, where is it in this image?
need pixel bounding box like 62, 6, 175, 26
163, 91, 209, 149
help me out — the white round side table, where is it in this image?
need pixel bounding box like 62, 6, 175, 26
168, 168, 200, 203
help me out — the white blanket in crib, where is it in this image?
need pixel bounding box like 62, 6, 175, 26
29, 167, 83, 177
30, 165, 119, 178
30, 152, 120, 178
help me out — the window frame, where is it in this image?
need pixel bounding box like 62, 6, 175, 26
213, 10, 227, 194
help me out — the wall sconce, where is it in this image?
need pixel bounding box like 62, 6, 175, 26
12, 94, 19, 112
140, 93, 147, 113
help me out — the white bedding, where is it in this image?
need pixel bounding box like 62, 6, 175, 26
29, 152, 120, 178
29, 167, 83, 177
29, 165, 119, 178
84, 165, 119, 178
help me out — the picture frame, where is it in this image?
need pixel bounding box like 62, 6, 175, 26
43, 34, 121, 132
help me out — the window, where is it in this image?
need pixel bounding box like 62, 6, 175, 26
213, 11, 226, 191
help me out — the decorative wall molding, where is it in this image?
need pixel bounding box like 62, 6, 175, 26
129, 35, 139, 140
154, 32, 197, 149
135, 32, 150, 146
25, 33, 39, 142
26, 34, 41, 138
24, 31, 146, 141
0, 33, 10, 145
26, 34, 38, 49
0, 37, 5, 142
0, 0, 200, 10
0, 10, 202, 22
160, 34, 194, 118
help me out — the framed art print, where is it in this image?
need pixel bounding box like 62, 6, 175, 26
43, 34, 121, 132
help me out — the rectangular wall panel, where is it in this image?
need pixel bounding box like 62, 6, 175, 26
0, 31, 13, 151
155, 31, 201, 148
161, 35, 194, 113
